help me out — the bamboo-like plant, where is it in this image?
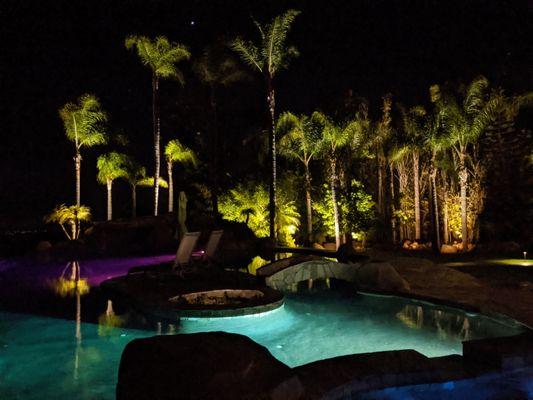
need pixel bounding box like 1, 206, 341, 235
125, 35, 190, 216
231, 9, 300, 240
165, 139, 197, 213
59, 94, 108, 206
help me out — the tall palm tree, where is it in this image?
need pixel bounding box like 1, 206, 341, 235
96, 152, 129, 221
399, 105, 427, 240
59, 94, 108, 206
194, 41, 247, 216
432, 76, 501, 250
45, 204, 92, 240
277, 112, 321, 242
125, 35, 190, 216
165, 139, 197, 213
313, 112, 359, 248
231, 9, 301, 240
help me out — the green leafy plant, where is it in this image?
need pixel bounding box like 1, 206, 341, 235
97, 152, 130, 221
219, 182, 300, 246
44, 205, 92, 240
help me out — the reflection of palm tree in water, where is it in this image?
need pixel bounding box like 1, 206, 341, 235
50, 261, 89, 380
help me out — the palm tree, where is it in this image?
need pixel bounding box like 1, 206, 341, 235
165, 139, 197, 213
432, 76, 501, 250
96, 152, 129, 221
122, 160, 167, 217
231, 9, 301, 241
277, 112, 321, 242
194, 41, 247, 215
399, 105, 427, 240
125, 35, 190, 216
313, 112, 358, 248
44, 204, 92, 240
59, 94, 108, 206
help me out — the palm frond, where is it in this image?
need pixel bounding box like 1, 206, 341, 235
165, 139, 198, 166
230, 37, 263, 73
96, 152, 130, 184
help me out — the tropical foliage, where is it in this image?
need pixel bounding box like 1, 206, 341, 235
44, 205, 91, 240
219, 183, 300, 246
165, 139, 197, 213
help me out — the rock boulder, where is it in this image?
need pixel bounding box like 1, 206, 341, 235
117, 332, 303, 400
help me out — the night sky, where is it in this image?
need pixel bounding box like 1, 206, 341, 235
1, 0, 531, 226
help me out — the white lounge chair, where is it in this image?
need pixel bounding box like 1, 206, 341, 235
173, 231, 201, 270
204, 230, 223, 261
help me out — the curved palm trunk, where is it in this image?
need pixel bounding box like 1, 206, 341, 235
106, 179, 113, 221
267, 78, 277, 241
459, 150, 468, 250
304, 162, 313, 243
74, 152, 82, 207
152, 74, 161, 216
413, 152, 421, 240
131, 185, 137, 218
167, 160, 174, 213
330, 157, 341, 249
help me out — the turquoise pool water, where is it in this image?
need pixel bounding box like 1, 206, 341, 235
0, 292, 526, 400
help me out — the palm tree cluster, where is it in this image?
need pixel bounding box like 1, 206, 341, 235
270, 76, 530, 251
48, 9, 530, 252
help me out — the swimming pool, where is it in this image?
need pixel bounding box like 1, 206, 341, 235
0, 291, 526, 400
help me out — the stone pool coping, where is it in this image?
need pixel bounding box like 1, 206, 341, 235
176, 298, 285, 318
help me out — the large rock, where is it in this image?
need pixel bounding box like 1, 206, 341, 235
117, 332, 303, 400
355, 261, 411, 292
440, 244, 458, 254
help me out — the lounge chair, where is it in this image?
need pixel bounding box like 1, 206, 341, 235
204, 229, 223, 261
173, 231, 201, 270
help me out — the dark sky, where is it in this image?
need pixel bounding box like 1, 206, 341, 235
0, 0, 531, 225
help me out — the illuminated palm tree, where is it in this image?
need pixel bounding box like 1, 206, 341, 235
59, 94, 108, 206
231, 9, 301, 240
399, 105, 427, 240
432, 76, 501, 249
44, 204, 92, 240
165, 139, 197, 213
277, 112, 321, 242
96, 152, 129, 221
125, 35, 190, 216
313, 112, 360, 248
123, 160, 168, 217
194, 41, 247, 215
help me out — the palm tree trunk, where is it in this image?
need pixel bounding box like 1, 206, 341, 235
167, 160, 174, 213
152, 74, 161, 216
330, 157, 341, 249
131, 185, 137, 218
106, 179, 112, 221
304, 162, 313, 244
389, 163, 397, 244
413, 151, 421, 240
377, 153, 384, 215
443, 188, 449, 244
429, 153, 441, 252
210, 86, 219, 218
459, 149, 468, 251
267, 78, 277, 241
74, 152, 81, 207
